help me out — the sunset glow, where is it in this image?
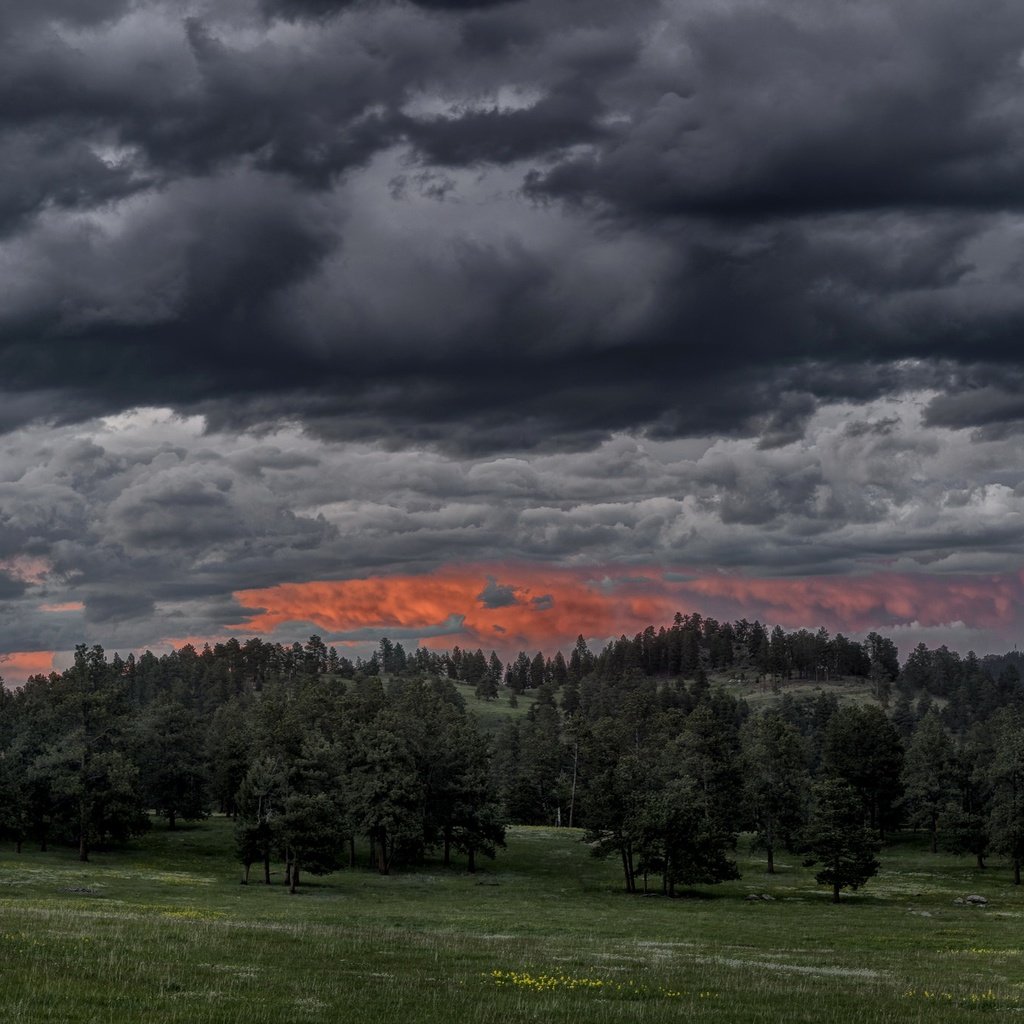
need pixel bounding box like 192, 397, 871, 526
232, 565, 1024, 655
0, 557, 51, 585
0, 651, 57, 682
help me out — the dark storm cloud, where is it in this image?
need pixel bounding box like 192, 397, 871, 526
2, 0, 1024, 451
84, 592, 157, 624
477, 576, 521, 608
263, 0, 514, 18
0, 574, 27, 601
400, 87, 607, 166
923, 381, 1024, 437
524, 3, 1024, 220
0, 0, 131, 31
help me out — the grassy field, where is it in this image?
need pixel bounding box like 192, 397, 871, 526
2, 820, 1023, 1023
707, 671, 881, 709
452, 682, 538, 731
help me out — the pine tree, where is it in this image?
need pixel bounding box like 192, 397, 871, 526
740, 711, 810, 873
986, 709, 1024, 884
902, 710, 956, 852
135, 699, 210, 830
803, 779, 881, 903
235, 756, 286, 885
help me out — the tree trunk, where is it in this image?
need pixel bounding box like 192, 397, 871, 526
443, 830, 451, 868
79, 829, 89, 863
620, 847, 633, 893
767, 844, 775, 874
468, 846, 476, 873
263, 848, 271, 885
169, 810, 176, 831
977, 853, 986, 869
568, 740, 579, 828
349, 836, 356, 870
16, 839, 22, 854
290, 862, 299, 895
242, 862, 251, 885
930, 814, 937, 854
832, 881, 841, 904
1014, 857, 1021, 886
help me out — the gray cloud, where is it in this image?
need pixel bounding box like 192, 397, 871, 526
0, 393, 1019, 659
0, 0, 1021, 449
477, 576, 522, 608
0, 573, 27, 600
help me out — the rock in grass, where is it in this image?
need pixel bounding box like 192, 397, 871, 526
965, 894, 988, 906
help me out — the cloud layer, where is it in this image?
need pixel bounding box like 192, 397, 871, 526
3, 0, 1024, 673
2, 0, 1024, 447
2, 395, 1023, 674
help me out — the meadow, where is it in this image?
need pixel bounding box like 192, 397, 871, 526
1, 819, 1022, 1024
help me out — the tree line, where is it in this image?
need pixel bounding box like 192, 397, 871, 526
0, 643, 503, 890
2, 617, 1024, 902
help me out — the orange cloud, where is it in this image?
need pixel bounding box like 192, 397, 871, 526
678, 572, 1021, 632
39, 601, 85, 613
231, 563, 1024, 656
233, 565, 679, 653
0, 556, 50, 584
0, 651, 57, 684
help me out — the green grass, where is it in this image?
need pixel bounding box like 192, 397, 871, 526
706, 671, 880, 708
452, 681, 538, 730
2, 822, 1022, 1023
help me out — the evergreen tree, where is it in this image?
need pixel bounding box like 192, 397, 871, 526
279, 737, 348, 893
447, 725, 506, 871
135, 699, 209, 830
740, 711, 810, 873
901, 710, 956, 852
821, 705, 904, 836
235, 756, 286, 885
529, 651, 546, 690
205, 698, 252, 816
351, 720, 425, 875
803, 779, 881, 903
45, 645, 148, 860
986, 709, 1024, 884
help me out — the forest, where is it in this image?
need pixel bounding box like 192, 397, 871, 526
2, 613, 1024, 905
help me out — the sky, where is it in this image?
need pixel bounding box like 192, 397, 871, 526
4, 0, 1024, 681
